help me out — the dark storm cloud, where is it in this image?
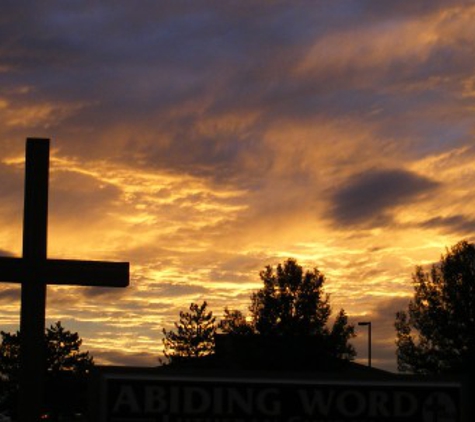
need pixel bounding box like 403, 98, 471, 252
79, 286, 129, 299
156, 283, 209, 297
0, 2, 310, 178
331, 169, 439, 226
420, 215, 475, 236
0, 286, 20, 303
1, 2, 318, 104
355, 0, 467, 23
1, 0, 474, 188
0, 6, 395, 165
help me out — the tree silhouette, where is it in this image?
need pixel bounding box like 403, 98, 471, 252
251, 259, 332, 336
45, 321, 94, 374
0, 321, 93, 382
219, 308, 254, 336
223, 258, 356, 360
395, 241, 475, 374
162, 301, 216, 364
0, 321, 93, 417
0, 331, 20, 383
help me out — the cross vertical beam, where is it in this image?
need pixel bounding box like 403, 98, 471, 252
19, 138, 50, 422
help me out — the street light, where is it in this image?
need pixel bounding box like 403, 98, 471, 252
358, 321, 372, 368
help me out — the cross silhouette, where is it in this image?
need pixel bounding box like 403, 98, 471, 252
0, 138, 129, 421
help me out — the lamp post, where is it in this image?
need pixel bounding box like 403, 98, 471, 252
358, 321, 372, 368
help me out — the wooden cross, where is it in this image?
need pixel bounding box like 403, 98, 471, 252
0, 138, 129, 422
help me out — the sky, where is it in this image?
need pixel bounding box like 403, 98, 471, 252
1, 1, 475, 372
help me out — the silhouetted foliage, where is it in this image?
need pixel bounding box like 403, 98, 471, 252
0, 331, 19, 417
0, 321, 93, 417
162, 301, 216, 364
395, 241, 475, 374
223, 258, 356, 360
45, 321, 94, 374
328, 309, 357, 360
0, 331, 19, 382
218, 308, 254, 336
0, 321, 93, 382
252, 259, 332, 335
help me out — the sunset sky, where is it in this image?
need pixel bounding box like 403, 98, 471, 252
1, 1, 475, 372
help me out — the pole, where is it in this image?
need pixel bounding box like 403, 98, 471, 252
368, 322, 372, 368
358, 321, 372, 368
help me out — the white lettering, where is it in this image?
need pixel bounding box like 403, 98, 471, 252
298, 389, 335, 416
394, 391, 418, 417
112, 386, 140, 413
368, 391, 390, 417
183, 387, 212, 414
226, 388, 253, 414
109, 381, 425, 420
336, 390, 365, 417
256, 388, 281, 415
144, 386, 167, 413
213, 386, 223, 414
170, 386, 180, 413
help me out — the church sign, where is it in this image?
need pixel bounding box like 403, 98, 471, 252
92, 369, 466, 422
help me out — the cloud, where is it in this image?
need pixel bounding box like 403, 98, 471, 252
89, 348, 158, 367
0, 286, 20, 303
143, 282, 209, 298
0, 162, 25, 255
2, 1, 474, 188
50, 169, 122, 223
79, 286, 130, 299
420, 215, 475, 236
331, 169, 439, 226
1, 1, 475, 371
0, 162, 23, 209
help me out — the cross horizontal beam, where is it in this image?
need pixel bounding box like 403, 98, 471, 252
0, 257, 129, 287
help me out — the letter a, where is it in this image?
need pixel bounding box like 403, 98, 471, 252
113, 386, 141, 413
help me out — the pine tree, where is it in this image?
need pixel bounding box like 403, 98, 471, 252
162, 301, 216, 364
0, 321, 93, 416
0, 321, 93, 382
45, 321, 93, 374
